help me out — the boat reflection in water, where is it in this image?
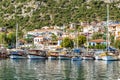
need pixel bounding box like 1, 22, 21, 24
0, 59, 120, 79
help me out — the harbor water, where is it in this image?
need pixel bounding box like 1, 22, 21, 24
0, 59, 120, 80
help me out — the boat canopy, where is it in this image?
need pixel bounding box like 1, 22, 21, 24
73, 49, 80, 53
10, 50, 24, 54
10, 51, 19, 54
106, 47, 116, 51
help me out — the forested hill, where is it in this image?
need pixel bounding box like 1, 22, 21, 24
0, 0, 120, 31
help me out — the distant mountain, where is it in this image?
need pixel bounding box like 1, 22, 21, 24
0, 0, 120, 31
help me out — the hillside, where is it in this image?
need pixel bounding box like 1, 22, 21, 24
0, 0, 120, 31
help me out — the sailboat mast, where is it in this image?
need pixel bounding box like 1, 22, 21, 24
77, 29, 78, 49
106, 4, 109, 51
87, 27, 89, 54
16, 23, 18, 49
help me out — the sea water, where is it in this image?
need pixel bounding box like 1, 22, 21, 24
0, 59, 119, 80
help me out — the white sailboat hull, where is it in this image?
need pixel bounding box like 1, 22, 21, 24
102, 56, 118, 61
95, 56, 102, 60
118, 55, 120, 60
10, 55, 26, 59
71, 57, 82, 61
48, 56, 57, 60
58, 56, 71, 60
82, 56, 94, 60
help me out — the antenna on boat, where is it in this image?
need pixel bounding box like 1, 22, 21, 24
77, 25, 79, 49
87, 26, 89, 54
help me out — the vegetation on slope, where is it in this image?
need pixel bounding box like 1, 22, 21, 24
0, 0, 119, 31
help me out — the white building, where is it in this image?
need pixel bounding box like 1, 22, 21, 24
109, 24, 120, 40
83, 25, 99, 34
34, 36, 44, 44
27, 29, 62, 37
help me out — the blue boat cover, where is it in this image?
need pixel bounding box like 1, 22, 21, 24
106, 47, 116, 51
73, 49, 80, 53
10, 51, 22, 55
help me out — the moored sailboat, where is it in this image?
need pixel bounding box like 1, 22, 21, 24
9, 24, 27, 59
94, 50, 105, 60
71, 48, 82, 61
101, 52, 118, 61
71, 30, 82, 61
82, 28, 94, 60
100, 4, 118, 61
9, 49, 27, 59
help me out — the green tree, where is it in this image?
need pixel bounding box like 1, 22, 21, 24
92, 32, 104, 39
0, 32, 7, 44
6, 32, 16, 48
74, 35, 86, 47
51, 33, 57, 41
0, 0, 119, 31
95, 44, 106, 49
60, 37, 74, 48
24, 34, 33, 43
24, 38, 32, 44
114, 40, 120, 49
110, 35, 115, 46
88, 44, 106, 49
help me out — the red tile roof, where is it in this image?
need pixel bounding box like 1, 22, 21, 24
89, 39, 106, 43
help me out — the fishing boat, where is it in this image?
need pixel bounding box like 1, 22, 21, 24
9, 49, 27, 59
27, 49, 46, 59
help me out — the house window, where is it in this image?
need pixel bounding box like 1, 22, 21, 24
35, 39, 37, 42
93, 43, 95, 46
89, 43, 91, 46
